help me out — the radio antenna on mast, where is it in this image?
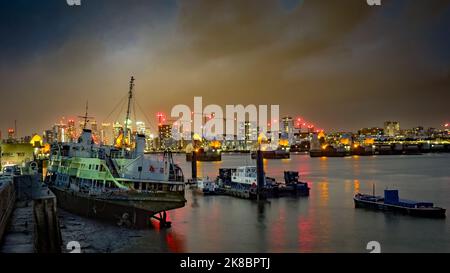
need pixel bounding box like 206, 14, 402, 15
78, 101, 94, 130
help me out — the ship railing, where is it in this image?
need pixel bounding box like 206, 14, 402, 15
116, 178, 185, 193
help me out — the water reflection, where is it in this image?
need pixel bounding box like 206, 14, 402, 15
344, 179, 352, 194
139, 154, 450, 253
257, 201, 266, 223
318, 181, 329, 205
353, 179, 360, 195
161, 229, 185, 253
298, 215, 314, 252
269, 205, 287, 252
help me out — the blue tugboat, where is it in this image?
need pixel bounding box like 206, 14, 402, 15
354, 188, 446, 218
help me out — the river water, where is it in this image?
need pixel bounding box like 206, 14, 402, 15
117, 153, 450, 253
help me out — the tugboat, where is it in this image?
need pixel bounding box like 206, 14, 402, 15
45, 77, 186, 228
217, 166, 259, 199
354, 187, 446, 218
229, 166, 260, 199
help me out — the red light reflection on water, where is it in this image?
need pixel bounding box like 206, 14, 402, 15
150, 212, 186, 253
297, 181, 315, 252
269, 207, 287, 252
164, 230, 185, 253
297, 214, 314, 252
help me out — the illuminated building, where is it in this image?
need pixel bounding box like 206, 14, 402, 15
78, 120, 86, 132
237, 121, 257, 150
0, 142, 34, 168
7, 128, 15, 140
384, 121, 400, 137
100, 123, 113, 145
159, 124, 172, 139
222, 134, 237, 150
444, 123, 449, 135
123, 118, 133, 143
136, 121, 146, 135
43, 129, 55, 144
402, 126, 426, 139
66, 119, 77, 142
91, 120, 98, 133
281, 116, 295, 145
53, 122, 67, 143
29, 134, 43, 147
145, 133, 156, 151
113, 122, 123, 140
158, 124, 173, 149
89, 120, 100, 143
358, 127, 384, 137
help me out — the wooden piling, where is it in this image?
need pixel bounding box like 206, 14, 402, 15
33, 195, 62, 253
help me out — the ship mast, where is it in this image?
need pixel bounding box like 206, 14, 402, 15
78, 101, 93, 130
122, 76, 135, 156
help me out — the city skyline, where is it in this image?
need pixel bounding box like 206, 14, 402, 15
1, 106, 449, 140
1, 0, 450, 135
4, 113, 448, 143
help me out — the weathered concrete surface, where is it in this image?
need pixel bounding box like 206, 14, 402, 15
13, 175, 34, 202
3, 174, 171, 253
0, 203, 34, 253
1, 174, 62, 253
0, 177, 15, 244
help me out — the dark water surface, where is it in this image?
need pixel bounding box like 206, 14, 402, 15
114, 154, 449, 253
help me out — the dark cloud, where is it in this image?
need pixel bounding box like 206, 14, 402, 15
0, 0, 449, 136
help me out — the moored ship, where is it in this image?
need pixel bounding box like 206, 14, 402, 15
354, 189, 446, 218
219, 166, 259, 199
45, 77, 186, 228
192, 178, 222, 195
217, 167, 309, 199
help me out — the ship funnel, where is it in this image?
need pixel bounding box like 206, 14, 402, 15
135, 134, 146, 157
79, 129, 93, 147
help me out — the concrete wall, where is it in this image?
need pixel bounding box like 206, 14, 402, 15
0, 178, 15, 243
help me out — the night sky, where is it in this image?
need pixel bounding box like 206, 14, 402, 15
1, 0, 449, 136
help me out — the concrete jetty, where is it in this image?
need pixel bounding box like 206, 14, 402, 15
0, 174, 62, 253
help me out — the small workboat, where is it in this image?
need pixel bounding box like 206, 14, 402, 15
194, 178, 221, 195
354, 188, 446, 218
